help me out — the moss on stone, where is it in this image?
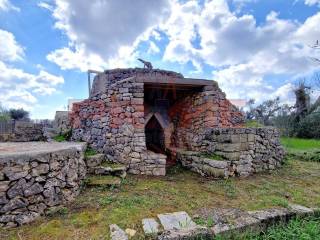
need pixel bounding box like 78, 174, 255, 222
84, 147, 97, 157
201, 153, 225, 161
86, 175, 121, 187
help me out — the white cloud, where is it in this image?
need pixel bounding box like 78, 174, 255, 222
47, 45, 106, 72
0, 29, 24, 62
48, 0, 170, 71
0, 61, 64, 109
0, 29, 64, 111
305, 0, 320, 6
158, 0, 320, 104
0, 0, 19, 12
37, 1, 54, 12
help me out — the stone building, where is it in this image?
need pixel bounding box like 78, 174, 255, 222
70, 68, 283, 176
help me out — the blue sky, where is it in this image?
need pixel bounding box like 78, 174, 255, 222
0, 0, 319, 119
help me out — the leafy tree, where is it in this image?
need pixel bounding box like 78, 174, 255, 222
245, 97, 282, 126
9, 108, 30, 121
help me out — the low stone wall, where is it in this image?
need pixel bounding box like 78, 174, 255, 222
0, 142, 86, 227
174, 127, 285, 178
0, 121, 45, 142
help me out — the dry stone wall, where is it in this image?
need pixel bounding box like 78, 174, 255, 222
0, 142, 86, 227
174, 128, 285, 178
70, 68, 244, 176
0, 121, 45, 142
70, 73, 166, 176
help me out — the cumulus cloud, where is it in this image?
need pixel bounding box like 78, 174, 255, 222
48, 0, 170, 71
0, 29, 64, 110
0, 0, 19, 12
159, 0, 320, 104
0, 61, 64, 110
45, 0, 319, 104
0, 29, 24, 62
47, 45, 106, 72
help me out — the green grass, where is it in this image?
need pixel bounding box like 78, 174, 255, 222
1, 158, 320, 240
281, 137, 320, 150
281, 137, 320, 162
202, 153, 225, 161
215, 216, 320, 240
53, 135, 66, 142
84, 147, 97, 157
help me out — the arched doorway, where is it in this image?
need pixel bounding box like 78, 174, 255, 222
145, 115, 165, 153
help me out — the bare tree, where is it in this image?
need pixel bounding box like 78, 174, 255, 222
310, 40, 320, 63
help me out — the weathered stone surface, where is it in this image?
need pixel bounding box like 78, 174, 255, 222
158, 226, 210, 240
24, 183, 43, 197
85, 154, 105, 168
142, 218, 160, 234
110, 224, 128, 240
0, 142, 87, 226
174, 127, 284, 179
158, 211, 197, 231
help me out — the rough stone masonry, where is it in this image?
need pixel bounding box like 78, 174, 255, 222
0, 142, 86, 228
70, 68, 284, 176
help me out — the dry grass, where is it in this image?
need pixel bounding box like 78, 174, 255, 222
1, 158, 320, 240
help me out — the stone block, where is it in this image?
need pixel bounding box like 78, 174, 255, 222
158, 211, 197, 231
142, 218, 160, 234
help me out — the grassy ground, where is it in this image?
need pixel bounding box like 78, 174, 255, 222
1, 156, 320, 240
281, 137, 320, 162
281, 137, 320, 150
216, 216, 320, 240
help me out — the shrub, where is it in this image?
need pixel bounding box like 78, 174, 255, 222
296, 112, 320, 139
84, 147, 97, 157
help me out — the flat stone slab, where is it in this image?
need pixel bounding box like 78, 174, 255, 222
0, 142, 86, 157
142, 218, 160, 234
158, 226, 210, 240
288, 204, 314, 216
86, 175, 121, 187
158, 211, 197, 230
110, 224, 128, 240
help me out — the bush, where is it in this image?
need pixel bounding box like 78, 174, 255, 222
9, 108, 30, 120
296, 112, 320, 139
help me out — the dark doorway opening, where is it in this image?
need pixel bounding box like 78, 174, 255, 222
145, 115, 165, 153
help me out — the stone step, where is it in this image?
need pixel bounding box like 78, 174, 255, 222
88, 162, 127, 178
86, 175, 122, 187
85, 154, 105, 168
142, 218, 160, 235
157, 211, 197, 231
